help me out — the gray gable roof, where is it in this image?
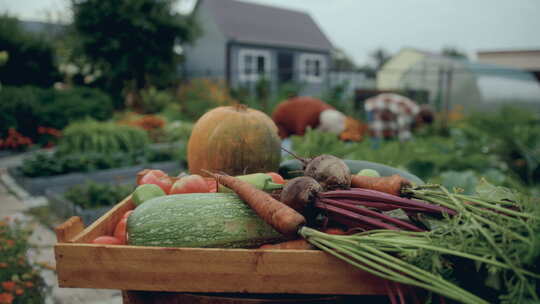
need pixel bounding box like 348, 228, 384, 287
200, 0, 333, 52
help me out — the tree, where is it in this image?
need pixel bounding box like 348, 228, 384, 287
441, 47, 468, 59
332, 48, 357, 71
0, 14, 60, 87
71, 0, 199, 107
370, 48, 392, 71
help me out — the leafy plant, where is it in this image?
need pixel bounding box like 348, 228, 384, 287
57, 119, 149, 155
176, 78, 236, 121
64, 181, 133, 209
139, 87, 176, 114
0, 218, 47, 304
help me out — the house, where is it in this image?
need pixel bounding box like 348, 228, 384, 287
183, 0, 334, 97
376, 48, 540, 112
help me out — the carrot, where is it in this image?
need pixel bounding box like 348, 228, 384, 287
114, 218, 128, 244
210, 172, 306, 237
350, 174, 411, 196
259, 239, 313, 250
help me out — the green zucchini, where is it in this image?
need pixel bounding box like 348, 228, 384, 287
127, 193, 284, 248
278, 159, 425, 185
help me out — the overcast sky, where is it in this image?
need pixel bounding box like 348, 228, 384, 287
2, 0, 540, 65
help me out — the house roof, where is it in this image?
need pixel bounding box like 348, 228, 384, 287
199, 0, 333, 52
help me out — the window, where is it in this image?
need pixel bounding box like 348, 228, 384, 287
238, 49, 271, 82
299, 54, 326, 83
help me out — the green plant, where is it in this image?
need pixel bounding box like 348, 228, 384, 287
162, 120, 193, 142
39, 87, 114, 130
139, 87, 176, 114
57, 119, 149, 155
64, 181, 133, 209
0, 218, 47, 304
176, 78, 236, 121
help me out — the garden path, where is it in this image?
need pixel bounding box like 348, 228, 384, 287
0, 153, 122, 304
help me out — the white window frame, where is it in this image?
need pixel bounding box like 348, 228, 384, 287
299, 53, 326, 83
238, 49, 271, 82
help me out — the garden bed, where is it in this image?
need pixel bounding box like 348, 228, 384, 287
9, 160, 183, 195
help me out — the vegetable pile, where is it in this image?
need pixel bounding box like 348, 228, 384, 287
91, 152, 539, 304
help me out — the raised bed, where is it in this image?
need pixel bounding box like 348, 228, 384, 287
54, 197, 387, 301
46, 188, 116, 226
9, 161, 183, 196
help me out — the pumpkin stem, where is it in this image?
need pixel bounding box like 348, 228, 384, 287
234, 103, 248, 112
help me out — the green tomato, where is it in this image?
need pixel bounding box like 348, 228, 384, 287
357, 168, 380, 177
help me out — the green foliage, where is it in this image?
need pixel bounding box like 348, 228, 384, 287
0, 86, 114, 141
20, 147, 184, 178
71, 0, 199, 99
162, 121, 194, 142
139, 87, 176, 114
0, 218, 47, 303
176, 78, 236, 121
39, 87, 114, 130
64, 181, 133, 209
0, 14, 60, 87
57, 119, 149, 155
291, 106, 540, 194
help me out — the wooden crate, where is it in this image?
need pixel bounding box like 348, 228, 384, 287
54, 196, 387, 296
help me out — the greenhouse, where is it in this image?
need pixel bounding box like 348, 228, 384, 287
377, 48, 540, 112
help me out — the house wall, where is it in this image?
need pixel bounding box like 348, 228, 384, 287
183, 0, 227, 79
228, 42, 331, 98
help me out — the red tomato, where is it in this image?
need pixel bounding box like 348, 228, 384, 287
204, 177, 218, 193
114, 218, 128, 244
122, 210, 134, 220
136, 169, 167, 185
169, 174, 210, 194
139, 172, 173, 193
92, 236, 122, 245
266, 172, 285, 185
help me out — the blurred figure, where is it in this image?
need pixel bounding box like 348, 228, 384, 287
364, 93, 434, 143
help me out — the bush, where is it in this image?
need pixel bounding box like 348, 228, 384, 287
39, 87, 114, 130
0, 86, 114, 148
139, 87, 176, 114
64, 181, 133, 209
0, 218, 47, 303
177, 78, 236, 121
57, 119, 149, 155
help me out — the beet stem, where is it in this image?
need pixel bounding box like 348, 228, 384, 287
322, 189, 457, 216
337, 199, 428, 212
315, 201, 400, 231
320, 198, 424, 232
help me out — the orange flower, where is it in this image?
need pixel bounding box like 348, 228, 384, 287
24, 282, 33, 288
5, 240, 14, 247
0, 293, 13, 304
14, 289, 22, 296
1, 282, 15, 291
0, 263, 7, 268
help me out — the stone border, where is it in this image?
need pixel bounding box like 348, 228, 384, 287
45, 189, 116, 226
9, 161, 185, 196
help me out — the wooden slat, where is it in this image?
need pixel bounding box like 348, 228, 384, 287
55, 216, 85, 243
71, 196, 134, 243
55, 243, 386, 295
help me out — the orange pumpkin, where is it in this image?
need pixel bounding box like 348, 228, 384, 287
187, 105, 282, 177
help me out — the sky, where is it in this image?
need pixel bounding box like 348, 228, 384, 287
2, 0, 540, 65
